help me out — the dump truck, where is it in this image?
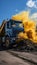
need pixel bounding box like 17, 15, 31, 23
0, 19, 24, 48
0, 19, 37, 51
0, 11, 37, 50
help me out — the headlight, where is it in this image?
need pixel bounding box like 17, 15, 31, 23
19, 24, 23, 27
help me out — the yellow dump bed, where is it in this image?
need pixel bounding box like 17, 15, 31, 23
0, 20, 6, 36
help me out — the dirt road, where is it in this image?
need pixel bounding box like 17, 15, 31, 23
0, 46, 37, 65
0, 51, 34, 65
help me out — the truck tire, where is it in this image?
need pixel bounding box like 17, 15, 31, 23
0, 37, 2, 46
5, 37, 10, 48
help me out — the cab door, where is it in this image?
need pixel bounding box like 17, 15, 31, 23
5, 21, 12, 37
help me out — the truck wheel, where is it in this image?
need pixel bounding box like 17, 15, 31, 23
5, 37, 10, 48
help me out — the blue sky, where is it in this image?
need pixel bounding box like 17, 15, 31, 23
0, 0, 37, 25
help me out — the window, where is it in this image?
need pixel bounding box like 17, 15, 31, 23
14, 22, 23, 27
7, 22, 11, 28
7, 22, 9, 28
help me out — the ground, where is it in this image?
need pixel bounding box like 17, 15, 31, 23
0, 46, 37, 65
0, 51, 32, 65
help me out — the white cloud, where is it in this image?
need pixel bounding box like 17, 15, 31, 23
26, 0, 37, 8
34, 4, 37, 8
30, 13, 37, 24
30, 13, 37, 20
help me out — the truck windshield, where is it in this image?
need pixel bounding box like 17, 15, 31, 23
13, 22, 23, 27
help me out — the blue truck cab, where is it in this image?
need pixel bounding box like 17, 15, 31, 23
4, 19, 24, 47
5, 20, 24, 37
